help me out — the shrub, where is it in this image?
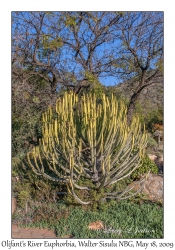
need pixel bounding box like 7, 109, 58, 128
12, 162, 64, 210
131, 155, 158, 180
26, 92, 147, 205
147, 134, 158, 147
20, 200, 163, 238
18, 190, 31, 209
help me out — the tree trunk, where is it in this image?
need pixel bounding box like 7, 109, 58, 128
127, 71, 146, 125
127, 92, 139, 125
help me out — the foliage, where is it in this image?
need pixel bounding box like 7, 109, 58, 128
155, 59, 163, 74
32, 202, 69, 225
17, 190, 31, 209
152, 123, 163, 132
18, 200, 163, 238
89, 83, 105, 98
147, 134, 158, 149
26, 91, 147, 205
42, 34, 63, 50
105, 87, 129, 105
65, 16, 77, 27
133, 101, 163, 133
12, 11, 163, 115
131, 155, 158, 180
145, 110, 163, 132
12, 162, 64, 209
12, 77, 57, 166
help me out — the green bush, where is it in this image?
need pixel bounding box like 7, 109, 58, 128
20, 200, 163, 238
131, 155, 158, 180
147, 134, 158, 148
133, 100, 163, 133
18, 190, 31, 209
12, 161, 64, 209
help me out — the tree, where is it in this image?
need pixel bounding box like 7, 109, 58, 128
112, 12, 163, 123
12, 11, 125, 94
12, 11, 163, 123
12, 12, 125, 160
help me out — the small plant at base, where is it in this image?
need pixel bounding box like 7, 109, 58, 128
18, 190, 30, 212
131, 155, 158, 180
147, 134, 158, 149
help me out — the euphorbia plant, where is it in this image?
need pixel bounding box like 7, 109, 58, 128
27, 91, 147, 205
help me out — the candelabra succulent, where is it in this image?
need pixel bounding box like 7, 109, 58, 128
27, 91, 147, 205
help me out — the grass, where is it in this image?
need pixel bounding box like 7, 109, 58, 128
13, 199, 163, 239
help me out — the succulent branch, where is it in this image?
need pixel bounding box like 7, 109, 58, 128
26, 91, 147, 204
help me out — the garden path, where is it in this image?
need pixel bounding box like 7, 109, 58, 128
12, 224, 58, 238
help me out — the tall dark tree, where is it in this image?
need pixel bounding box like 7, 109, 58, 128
112, 12, 163, 123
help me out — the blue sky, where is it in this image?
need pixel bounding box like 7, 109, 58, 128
12, 12, 126, 87
12, 11, 163, 88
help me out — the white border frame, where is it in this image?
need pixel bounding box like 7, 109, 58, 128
1, 0, 174, 247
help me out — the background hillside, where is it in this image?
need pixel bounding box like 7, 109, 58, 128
106, 75, 163, 131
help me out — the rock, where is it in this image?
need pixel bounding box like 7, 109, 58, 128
143, 174, 163, 202
130, 173, 163, 202
88, 221, 104, 230
147, 154, 157, 161
147, 154, 163, 174
12, 198, 17, 214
